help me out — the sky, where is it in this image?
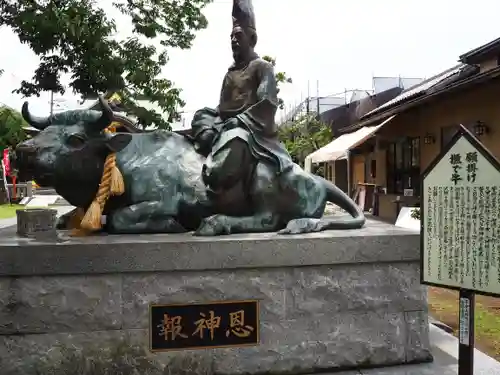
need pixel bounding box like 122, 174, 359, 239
1, 0, 500, 130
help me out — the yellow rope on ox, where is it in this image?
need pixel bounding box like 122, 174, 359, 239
68, 208, 87, 237
71, 128, 125, 234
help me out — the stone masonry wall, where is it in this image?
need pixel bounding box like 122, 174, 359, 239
0, 261, 431, 375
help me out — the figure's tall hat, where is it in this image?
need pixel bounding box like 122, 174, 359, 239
232, 0, 256, 31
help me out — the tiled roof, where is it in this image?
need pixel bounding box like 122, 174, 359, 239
319, 86, 403, 134
361, 64, 465, 118
459, 37, 500, 63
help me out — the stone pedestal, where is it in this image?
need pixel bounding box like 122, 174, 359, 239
0, 220, 431, 375
16, 208, 56, 237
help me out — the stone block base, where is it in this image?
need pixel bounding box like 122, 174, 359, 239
0, 220, 431, 374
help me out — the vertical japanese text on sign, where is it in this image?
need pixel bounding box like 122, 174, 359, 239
422, 129, 500, 297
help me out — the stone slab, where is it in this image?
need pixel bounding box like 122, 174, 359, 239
359, 364, 457, 375
0, 219, 429, 375
0, 216, 17, 229
0, 263, 426, 334
13, 324, 500, 375
0, 205, 74, 229
0, 275, 122, 334
0, 219, 419, 276
0, 261, 430, 374
427, 323, 500, 374
394, 207, 420, 231
352, 323, 500, 374
0, 320, 425, 375
25, 195, 59, 207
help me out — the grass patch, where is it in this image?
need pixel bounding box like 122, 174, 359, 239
428, 287, 500, 360
0, 204, 23, 219
475, 302, 500, 357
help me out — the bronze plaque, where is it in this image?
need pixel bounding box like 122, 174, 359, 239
150, 299, 260, 352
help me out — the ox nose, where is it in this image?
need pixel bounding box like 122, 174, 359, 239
15, 144, 38, 170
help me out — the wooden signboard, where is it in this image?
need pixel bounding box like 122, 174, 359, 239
421, 124, 500, 375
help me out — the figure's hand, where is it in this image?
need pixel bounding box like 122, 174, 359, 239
198, 129, 216, 145
194, 129, 216, 156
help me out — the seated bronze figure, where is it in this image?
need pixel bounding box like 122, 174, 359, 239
13, 0, 364, 236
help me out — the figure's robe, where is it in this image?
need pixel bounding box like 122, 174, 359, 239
191, 53, 293, 173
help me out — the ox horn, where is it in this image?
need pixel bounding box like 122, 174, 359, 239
21, 102, 51, 130
92, 96, 114, 131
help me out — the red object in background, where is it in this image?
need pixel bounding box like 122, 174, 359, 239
2, 149, 10, 176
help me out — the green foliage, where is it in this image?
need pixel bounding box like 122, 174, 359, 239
261, 55, 331, 168
261, 55, 292, 110
266, 55, 331, 167
278, 114, 333, 165
411, 208, 420, 220
0, 0, 211, 130
0, 106, 27, 151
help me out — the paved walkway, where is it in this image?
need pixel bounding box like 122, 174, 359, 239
0, 205, 74, 229
332, 324, 500, 374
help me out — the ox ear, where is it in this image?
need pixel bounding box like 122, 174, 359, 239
105, 133, 132, 153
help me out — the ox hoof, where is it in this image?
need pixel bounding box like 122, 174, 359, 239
277, 218, 321, 235
194, 215, 232, 236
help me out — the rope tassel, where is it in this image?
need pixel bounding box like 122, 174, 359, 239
110, 164, 125, 196
79, 152, 125, 231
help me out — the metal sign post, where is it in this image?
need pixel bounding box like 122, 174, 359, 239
420, 125, 500, 375
458, 290, 474, 375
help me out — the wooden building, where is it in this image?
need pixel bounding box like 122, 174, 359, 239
337, 37, 500, 221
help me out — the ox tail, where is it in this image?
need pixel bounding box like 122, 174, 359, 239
278, 177, 365, 234
318, 177, 365, 230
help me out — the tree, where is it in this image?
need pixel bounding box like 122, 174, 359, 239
262, 59, 333, 168
0, 0, 211, 130
0, 106, 27, 151
278, 114, 332, 167
261, 55, 333, 169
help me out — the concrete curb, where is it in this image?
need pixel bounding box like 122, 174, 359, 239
429, 316, 454, 334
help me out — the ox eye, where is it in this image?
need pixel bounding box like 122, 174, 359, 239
67, 134, 86, 148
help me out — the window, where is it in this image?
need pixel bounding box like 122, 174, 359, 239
386, 137, 420, 195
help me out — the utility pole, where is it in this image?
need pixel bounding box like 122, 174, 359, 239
49, 91, 54, 116
306, 80, 311, 135
316, 80, 320, 115
306, 80, 310, 115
